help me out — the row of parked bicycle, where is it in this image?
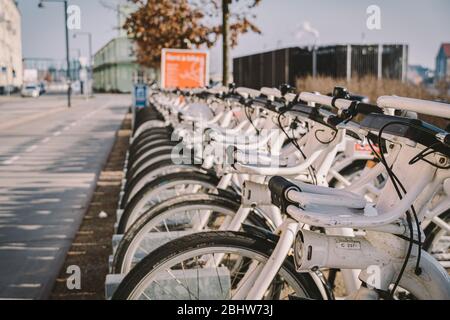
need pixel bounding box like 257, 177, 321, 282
107, 84, 450, 300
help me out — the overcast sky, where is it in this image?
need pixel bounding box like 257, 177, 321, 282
17, 0, 450, 72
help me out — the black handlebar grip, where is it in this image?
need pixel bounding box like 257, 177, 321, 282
332, 86, 350, 99
348, 94, 369, 103
268, 176, 301, 212
326, 115, 344, 127
356, 103, 384, 115
279, 84, 293, 96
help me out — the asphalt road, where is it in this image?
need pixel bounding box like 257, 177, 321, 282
0, 94, 129, 299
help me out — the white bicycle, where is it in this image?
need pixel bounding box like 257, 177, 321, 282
112, 86, 378, 286
111, 92, 450, 299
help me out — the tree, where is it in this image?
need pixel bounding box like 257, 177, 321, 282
214, 0, 261, 85
123, 0, 215, 68
124, 0, 261, 84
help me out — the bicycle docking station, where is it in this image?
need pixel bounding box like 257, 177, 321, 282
103, 86, 450, 300
109, 230, 194, 271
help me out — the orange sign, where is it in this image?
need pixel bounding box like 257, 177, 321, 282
161, 49, 209, 89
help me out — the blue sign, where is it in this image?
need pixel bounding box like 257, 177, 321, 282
134, 84, 148, 109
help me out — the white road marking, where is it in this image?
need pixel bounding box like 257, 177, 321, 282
42, 137, 51, 144
25, 145, 38, 153
43, 235, 68, 239
28, 256, 55, 261
53, 131, 61, 137
36, 210, 52, 215
3, 156, 20, 165
0, 246, 59, 251
8, 283, 42, 288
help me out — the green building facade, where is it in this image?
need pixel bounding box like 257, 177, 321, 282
93, 37, 157, 93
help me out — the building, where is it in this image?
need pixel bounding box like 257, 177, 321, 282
233, 44, 408, 89
93, 37, 156, 93
435, 43, 450, 83
22, 58, 85, 94
0, 0, 23, 94
23, 58, 81, 84
92, 3, 156, 93
408, 65, 434, 86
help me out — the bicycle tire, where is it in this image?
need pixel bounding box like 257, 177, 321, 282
112, 231, 324, 300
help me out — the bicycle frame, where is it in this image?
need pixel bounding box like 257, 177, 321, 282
233, 138, 450, 300
129, 93, 382, 294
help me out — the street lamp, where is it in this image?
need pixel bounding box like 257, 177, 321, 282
38, 0, 71, 108
73, 31, 93, 97
0, 18, 13, 96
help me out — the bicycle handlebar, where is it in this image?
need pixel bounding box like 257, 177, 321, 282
260, 87, 282, 99
236, 87, 261, 99
206, 86, 228, 95
299, 92, 353, 110
353, 102, 383, 115
377, 96, 450, 119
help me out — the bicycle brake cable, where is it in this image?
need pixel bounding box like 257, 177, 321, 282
277, 111, 318, 185
367, 136, 416, 298
367, 120, 438, 296
244, 102, 260, 136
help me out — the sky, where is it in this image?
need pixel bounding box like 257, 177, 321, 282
17, 0, 450, 72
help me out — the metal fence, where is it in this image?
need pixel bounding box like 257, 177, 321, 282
233, 44, 408, 89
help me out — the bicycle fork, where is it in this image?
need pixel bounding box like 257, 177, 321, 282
192, 173, 234, 231
233, 219, 300, 300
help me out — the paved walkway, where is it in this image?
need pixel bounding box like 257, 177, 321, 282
0, 94, 129, 299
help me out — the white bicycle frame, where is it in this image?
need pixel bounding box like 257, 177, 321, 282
127, 90, 381, 294
199, 107, 375, 294
230, 94, 450, 300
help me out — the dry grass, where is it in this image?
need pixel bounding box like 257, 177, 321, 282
296, 76, 450, 129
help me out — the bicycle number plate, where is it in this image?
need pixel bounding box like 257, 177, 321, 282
335, 240, 361, 250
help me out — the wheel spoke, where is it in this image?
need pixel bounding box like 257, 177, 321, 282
165, 269, 199, 300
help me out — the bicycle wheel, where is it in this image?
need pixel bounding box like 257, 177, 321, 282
113, 193, 266, 274
126, 150, 175, 181
122, 159, 207, 207
117, 171, 221, 233
127, 142, 177, 170
112, 231, 324, 300
129, 137, 172, 158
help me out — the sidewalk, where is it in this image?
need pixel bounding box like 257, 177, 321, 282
0, 94, 130, 299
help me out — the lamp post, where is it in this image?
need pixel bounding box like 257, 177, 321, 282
38, 0, 71, 108
0, 18, 13, 96
222, 0, 230, 86
73, 31, 93, 97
